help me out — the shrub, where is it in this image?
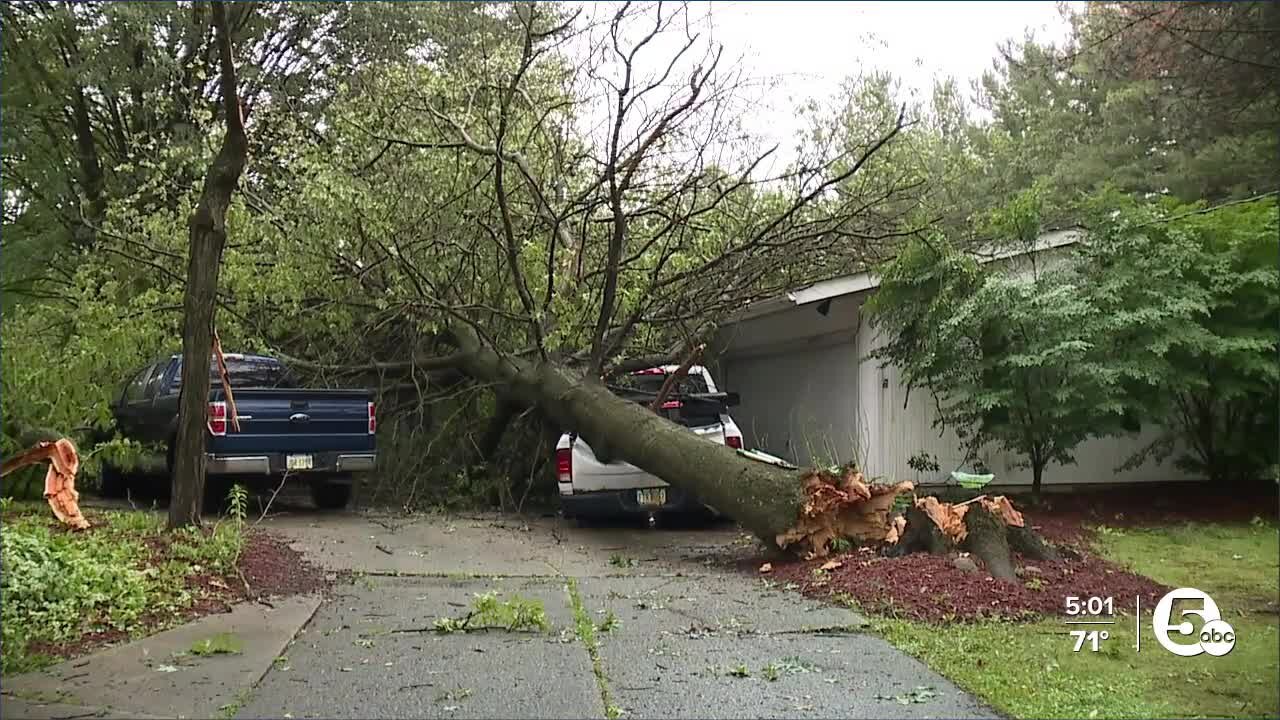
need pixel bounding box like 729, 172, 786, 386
1, 522, 150, 672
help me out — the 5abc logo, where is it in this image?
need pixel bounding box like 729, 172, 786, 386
1152, 588, 1236, 657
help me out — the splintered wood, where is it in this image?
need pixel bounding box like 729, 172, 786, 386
0, 438, 91, 530
915, 494, 1024, 543
775, 466, 914, 559
774, 464, 1032, 560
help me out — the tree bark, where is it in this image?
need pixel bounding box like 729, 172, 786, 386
168, 1, 249, 530
1007, 524, 1061, 562
447, 325, 808, 542
884, 504, 951, 557
960, 504, 1017, 581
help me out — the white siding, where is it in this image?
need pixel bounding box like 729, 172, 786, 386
853, 314, 1197, 486
718, 261, 1201, 487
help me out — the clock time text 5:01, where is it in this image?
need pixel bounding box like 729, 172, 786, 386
1065, 596, 1114, 616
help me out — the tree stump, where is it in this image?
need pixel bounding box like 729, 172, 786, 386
960, 504, 1016, 581
884, 504, 951, 557
1007, 524, 1061, 562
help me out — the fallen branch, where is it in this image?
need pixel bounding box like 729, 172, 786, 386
212, 329, 241, 433
649, 343, 705, 412
254, 470, 292, 526
1, 439, 91, 530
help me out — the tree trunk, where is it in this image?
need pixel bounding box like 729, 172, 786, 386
448, 326, 807, 542
884, 504, 950, 557
960, 504, 1016, 581
168, 1, 250, 530
471, 399, 517, 466
1031, 460, 1044, 499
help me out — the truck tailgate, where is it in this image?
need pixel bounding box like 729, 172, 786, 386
572, 422, 725, 491
210, 388, 374, 454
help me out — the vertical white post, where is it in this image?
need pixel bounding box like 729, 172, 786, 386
1135, 597, 1141, 652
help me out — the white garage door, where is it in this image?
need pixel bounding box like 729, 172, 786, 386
723, 339, 861, 467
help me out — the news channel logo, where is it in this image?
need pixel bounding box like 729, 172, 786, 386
1152, 587, 1237, 657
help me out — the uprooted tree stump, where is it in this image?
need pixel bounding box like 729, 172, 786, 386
884, 504, 950, 558
962, 503, 1016, 581
886, 493, 1060, 580
1007, 523, 1062, 562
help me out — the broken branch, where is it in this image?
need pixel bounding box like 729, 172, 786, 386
648, 343, 705, 412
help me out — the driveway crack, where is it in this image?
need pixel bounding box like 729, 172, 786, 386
566, 579, 622, 719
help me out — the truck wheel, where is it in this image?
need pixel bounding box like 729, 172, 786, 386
310, 481, 352, 510
99, 462, 128, 499
203, 476, 231, 513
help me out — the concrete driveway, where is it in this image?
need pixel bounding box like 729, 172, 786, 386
236, 509, 995, 719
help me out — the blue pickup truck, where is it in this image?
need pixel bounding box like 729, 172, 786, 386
103, 353, 376, 509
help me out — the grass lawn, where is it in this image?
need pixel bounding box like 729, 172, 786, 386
0, 500, 246, 675
875, 519, 1279, 719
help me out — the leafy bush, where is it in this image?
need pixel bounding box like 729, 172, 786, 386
0, 504, 250, 673
1, 521, 150, 673
1081, 195, 1279, 483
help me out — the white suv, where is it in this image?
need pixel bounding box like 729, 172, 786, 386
556, 365, 742, 523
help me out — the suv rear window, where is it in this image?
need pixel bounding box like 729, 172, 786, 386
610, 369, 722, 428
611, 370, 709, 396
171, 356, 297, 391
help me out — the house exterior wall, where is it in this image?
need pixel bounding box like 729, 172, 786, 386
716, 294, 865, 468
855, 318, 1197, 486
717, 244, 1200, 487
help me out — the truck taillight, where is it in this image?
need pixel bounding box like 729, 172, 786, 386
368, 402, 377, 435
207, 401, 227, 436
556, 448, 572, 483
725, 434, 742, 450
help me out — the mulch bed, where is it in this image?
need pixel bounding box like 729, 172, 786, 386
750, 483, 1277, 623
761, 546, 1169, 622
25, 526, 334, 665
1017, 483, 1276, 545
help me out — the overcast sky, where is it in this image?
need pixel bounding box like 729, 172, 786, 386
567, 2, 1076, 173
702, 1, 1075, 163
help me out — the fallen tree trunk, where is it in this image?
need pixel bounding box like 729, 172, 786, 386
447, 325, 809, 545
428, 325, 1056, 571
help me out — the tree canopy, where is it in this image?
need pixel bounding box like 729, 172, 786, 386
2, 1, 1275, 509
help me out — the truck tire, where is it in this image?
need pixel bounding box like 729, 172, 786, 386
99, 462, 128, 499
203, 476, 231, 513
310, 480, 352, 510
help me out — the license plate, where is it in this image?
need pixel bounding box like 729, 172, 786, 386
286, 454, 313, 471
636, 488, 666, 507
